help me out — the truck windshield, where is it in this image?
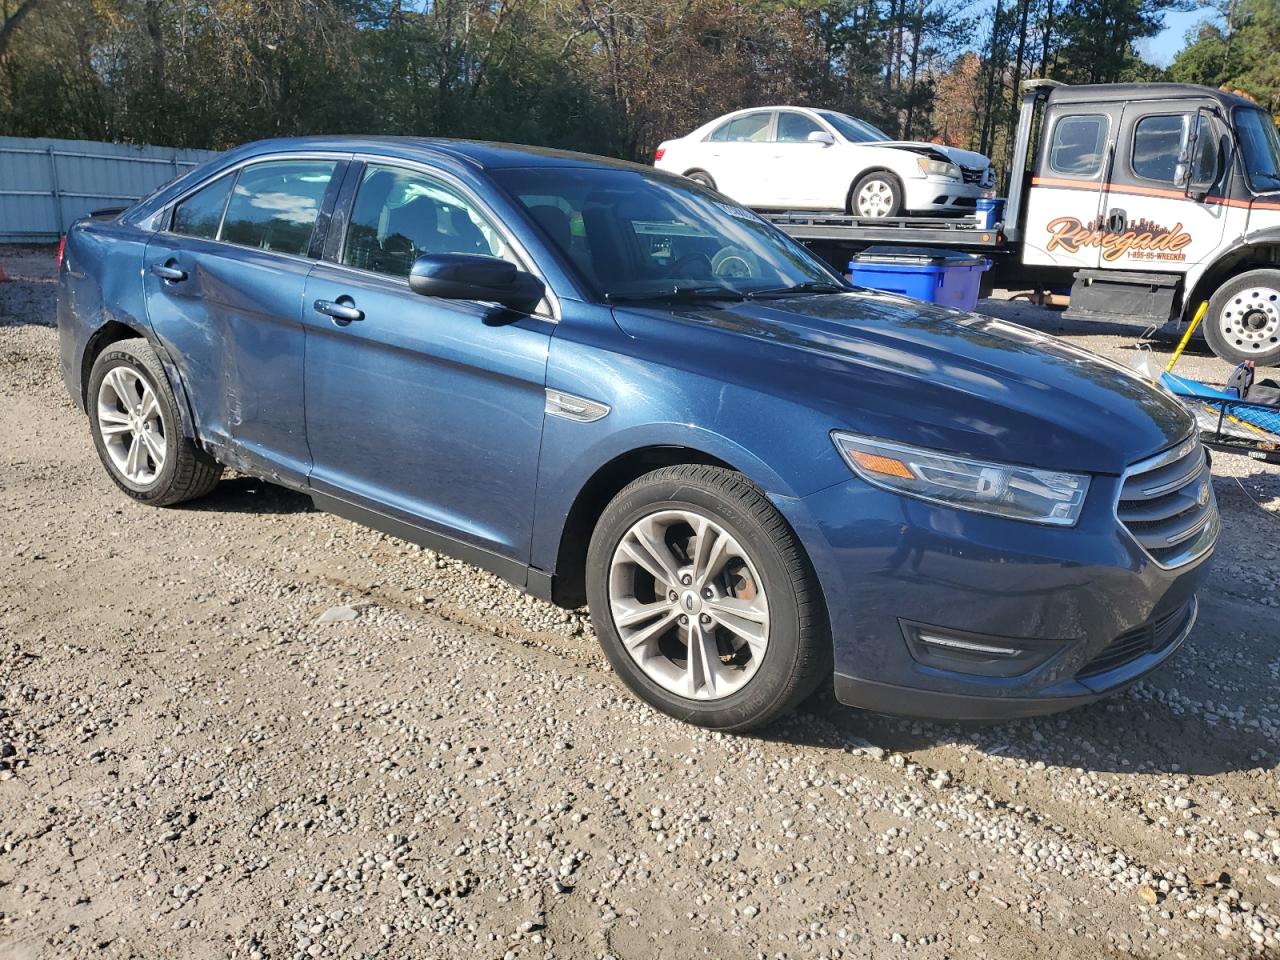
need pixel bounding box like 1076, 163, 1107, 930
491, 166, 845, 302
818, 111, 893, 144
1235, 108, 1280, 193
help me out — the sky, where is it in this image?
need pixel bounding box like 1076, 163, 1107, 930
1139, 6, 1222, 67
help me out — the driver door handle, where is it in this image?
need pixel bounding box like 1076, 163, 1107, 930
151, 262, 186, 282
314, 297, 364, 325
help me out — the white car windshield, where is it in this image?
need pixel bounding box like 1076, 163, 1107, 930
818, 111, 893, 144
1236, 108, 1280, 193
493, 166, 846, 302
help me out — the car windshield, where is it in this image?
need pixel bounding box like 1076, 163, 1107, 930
491, 166, 845, 302
818, 111, 892, 144
1235, 108, 1280, 193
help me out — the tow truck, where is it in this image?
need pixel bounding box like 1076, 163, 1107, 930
764, 80, 1280, 368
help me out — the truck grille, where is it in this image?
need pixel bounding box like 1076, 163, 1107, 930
1116, 436, 1218, 568
1077, 599, 1195, 678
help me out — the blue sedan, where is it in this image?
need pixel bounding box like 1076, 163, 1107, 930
56, 137, 1219, 729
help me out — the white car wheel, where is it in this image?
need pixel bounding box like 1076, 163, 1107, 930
851, 173, 902, 218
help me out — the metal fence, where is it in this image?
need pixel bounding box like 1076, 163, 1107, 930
0, 136, 219, 242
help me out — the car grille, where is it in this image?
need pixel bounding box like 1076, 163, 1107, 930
1116, 436, 1218, 567
961, 166, 986, 185
1077, 600, 1194, 678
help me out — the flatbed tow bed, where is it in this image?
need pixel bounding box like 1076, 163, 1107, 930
763, 211, 1007, 253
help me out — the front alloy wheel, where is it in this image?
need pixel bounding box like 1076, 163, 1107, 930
586, 464, 830, 731
851, 172, 902, 218
608, 509, 770, 701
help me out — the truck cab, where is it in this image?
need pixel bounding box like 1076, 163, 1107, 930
762, 80, 1280, 367
1010, 81, 1280, 366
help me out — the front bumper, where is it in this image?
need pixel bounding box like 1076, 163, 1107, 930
775, 470, 1216, 721
901, 177, 990, 213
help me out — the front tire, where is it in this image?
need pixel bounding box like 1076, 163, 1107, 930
849, 171, 903, 218
585, 465, 830, 731
87, 338, 222, 506
1203, 269, 1280, 367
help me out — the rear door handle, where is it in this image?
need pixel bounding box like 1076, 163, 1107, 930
151, 262, 186, 282
314, 297, 364, 325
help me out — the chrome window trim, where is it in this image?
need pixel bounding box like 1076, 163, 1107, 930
158, 152, 351, 268
1113, 434, 1219, 570
154, 149, 560, 321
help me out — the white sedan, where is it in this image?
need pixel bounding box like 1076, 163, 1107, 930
654, 106, 995, 218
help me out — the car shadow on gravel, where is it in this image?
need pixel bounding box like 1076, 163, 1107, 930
772, 671, 1279, 778
180, 476, 315, 515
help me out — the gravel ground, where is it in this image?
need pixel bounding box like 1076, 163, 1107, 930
2, 244, 1279, 960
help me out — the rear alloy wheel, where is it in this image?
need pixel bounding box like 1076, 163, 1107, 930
1204, 269, 1280, 367
586, 465, 830, 731
850, 171, 902, 218
88, 338, 222, 506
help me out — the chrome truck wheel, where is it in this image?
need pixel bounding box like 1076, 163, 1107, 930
1204, 269, 1280, 367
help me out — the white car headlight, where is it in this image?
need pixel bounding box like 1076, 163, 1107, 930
832, 432, 1090, 526
917, 157, 960, 180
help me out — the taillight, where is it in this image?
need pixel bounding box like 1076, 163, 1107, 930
56, 234, 66, 271
654, 147, 666, 162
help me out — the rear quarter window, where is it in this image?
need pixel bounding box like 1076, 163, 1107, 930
171, 173, 234, 240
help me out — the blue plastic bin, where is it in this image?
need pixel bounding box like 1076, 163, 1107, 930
849, 245, 992, 311
974, 197, 1004, 230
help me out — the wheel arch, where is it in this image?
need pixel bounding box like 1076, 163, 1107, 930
1181, 238, 1280, 323
846, 167, 903, 215
550, 444, 740, 609
81, 322, 198, 439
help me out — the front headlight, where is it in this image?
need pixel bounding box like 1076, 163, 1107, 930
917, 156, 960, 179
832, 432, 1090, 526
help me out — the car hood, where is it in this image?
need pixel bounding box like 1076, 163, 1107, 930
878, 140, 991, 169
611, 292, 1191, 475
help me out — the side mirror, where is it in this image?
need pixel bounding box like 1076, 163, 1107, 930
807, 130, 835, 146
409, 254, 545, 313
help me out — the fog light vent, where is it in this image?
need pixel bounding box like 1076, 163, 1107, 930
901, 621, 1063, 679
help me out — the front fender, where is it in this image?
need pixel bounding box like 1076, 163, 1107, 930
529, 312, 852, 572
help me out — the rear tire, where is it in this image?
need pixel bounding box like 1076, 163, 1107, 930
849, 171, 903, 218
585, 465, 830, 732
685, 170, 717, 191
1203, 269, 1280, 367
87, 338, 222, 506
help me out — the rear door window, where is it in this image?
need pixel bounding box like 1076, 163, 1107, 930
170, 173, 234, 239
1048, 115, 1108, 178
708, 113, 773, 143
221, 160, 338, 256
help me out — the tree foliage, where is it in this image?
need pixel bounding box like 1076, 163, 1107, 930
0, 0, 1197, 176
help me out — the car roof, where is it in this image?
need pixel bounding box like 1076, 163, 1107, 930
1046, 82, 1260, 111
229, 135, 652, 173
